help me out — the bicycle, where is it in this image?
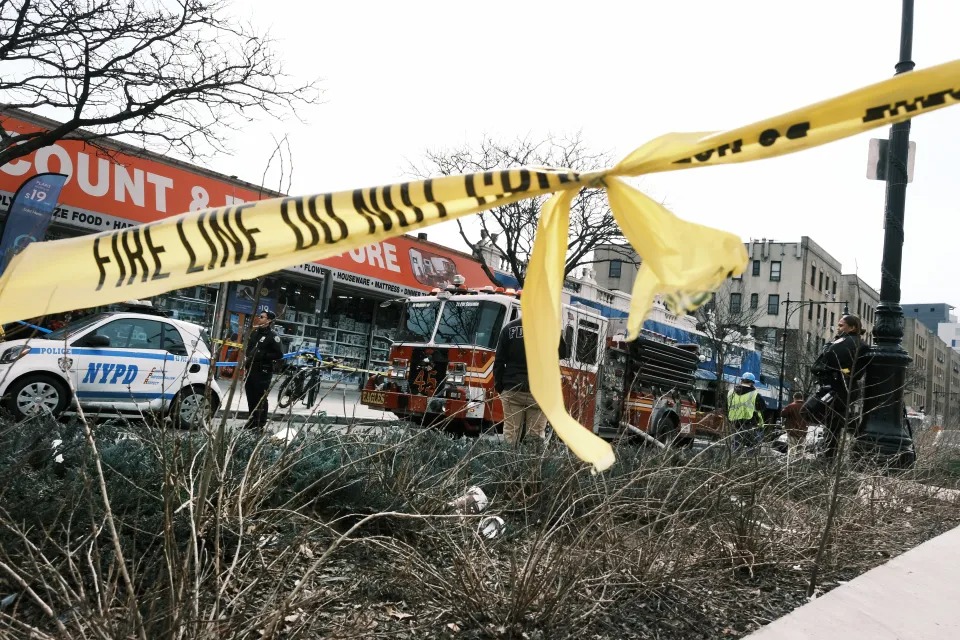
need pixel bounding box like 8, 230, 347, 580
277, 351, 329, 409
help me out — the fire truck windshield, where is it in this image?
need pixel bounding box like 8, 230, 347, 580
396, 301, 440, 342
435, 300, 506, 349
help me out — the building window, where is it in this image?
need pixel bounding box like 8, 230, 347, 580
770, 261, 781, 281
730, 292, 742, 314
808, 304, 813, 320
810, 265, 816, 286
608, 260, 622, 278
767, 294, 780, 315
831, 312, 835, 328
752, 260, 761, 276
832, 281, 837, 295
818, 271, 824, 291
750, 293, 758, 309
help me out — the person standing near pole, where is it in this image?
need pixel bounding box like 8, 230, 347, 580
727, 372, 766, 452
802, 314, 866, 461
244, 309, 284, 432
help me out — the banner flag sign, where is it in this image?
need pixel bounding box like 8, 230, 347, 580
0, 172, 68, 275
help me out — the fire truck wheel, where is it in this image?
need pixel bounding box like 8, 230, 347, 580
653, 415, 686, 447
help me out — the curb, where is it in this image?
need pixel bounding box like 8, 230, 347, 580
214, 410, 408, 426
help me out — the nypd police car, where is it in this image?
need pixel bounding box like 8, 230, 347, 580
0, 308, 221, 428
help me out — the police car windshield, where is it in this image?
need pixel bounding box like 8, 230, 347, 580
435, 300, 506, 349
46, 313, 109, 341
396, 301, 439, 342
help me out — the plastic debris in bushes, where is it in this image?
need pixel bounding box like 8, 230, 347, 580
478, 516, 506, 539
449, 486, 488, 514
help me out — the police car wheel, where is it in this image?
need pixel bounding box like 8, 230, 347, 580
9, 374, 69, 420
171, 386, 218, 430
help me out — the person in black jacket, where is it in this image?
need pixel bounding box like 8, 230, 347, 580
493, 317, 567, 445
244, 309, 285, 431
802, 314, 866, 460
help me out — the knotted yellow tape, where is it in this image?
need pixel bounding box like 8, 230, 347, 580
2, 59, 959, 471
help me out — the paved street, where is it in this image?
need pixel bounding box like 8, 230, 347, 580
214, 378, 399, 424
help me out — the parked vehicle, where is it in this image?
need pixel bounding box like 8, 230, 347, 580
0, 306, 221, 428
360, 280, 723, 444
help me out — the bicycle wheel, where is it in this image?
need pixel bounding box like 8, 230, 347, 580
277, 372, 302, 409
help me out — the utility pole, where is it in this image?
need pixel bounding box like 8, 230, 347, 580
778, 293, 791, 413
855, 0, 917, 467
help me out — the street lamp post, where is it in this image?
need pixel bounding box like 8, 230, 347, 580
777, 296, 850, 412
855, 0, 917, 467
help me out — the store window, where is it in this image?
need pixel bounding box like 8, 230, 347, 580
318, 295, 376, 383
153, 284, 220, 327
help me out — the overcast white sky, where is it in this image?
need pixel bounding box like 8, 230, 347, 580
214, 1, 960, 311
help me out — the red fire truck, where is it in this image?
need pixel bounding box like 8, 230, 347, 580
360, 281, 723, 444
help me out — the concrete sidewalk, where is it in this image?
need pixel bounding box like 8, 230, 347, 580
747, 522, 960, 639
214, 379, 401, 424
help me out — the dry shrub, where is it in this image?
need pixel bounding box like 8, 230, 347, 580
0, 412, 958, 639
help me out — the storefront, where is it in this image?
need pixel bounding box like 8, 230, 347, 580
0, 108, 493, 385
213, 235, 492, 385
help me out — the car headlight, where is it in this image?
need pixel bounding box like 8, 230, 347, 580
0, 345, 31, 364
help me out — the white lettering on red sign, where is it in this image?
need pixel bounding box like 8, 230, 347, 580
348, 242, 401, 273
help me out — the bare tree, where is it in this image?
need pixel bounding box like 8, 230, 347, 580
0, 0, 319, 165
902, 362, 928, 411
780, 331, 821, 400
695, 282, 766, 396
410, 133, 635, 286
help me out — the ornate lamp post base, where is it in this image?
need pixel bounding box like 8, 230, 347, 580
854, 303, 915, 469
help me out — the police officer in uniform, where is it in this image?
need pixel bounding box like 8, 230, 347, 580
727, 372, 766, 452
244, 309, 284, 431
803, 314, 866, 460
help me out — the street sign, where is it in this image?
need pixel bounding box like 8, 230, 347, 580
867, 138, 916, 182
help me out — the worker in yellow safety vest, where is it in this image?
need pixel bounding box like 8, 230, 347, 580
727, 372, 766, 452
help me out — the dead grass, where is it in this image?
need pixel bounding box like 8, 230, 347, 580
0, 411, 958, 639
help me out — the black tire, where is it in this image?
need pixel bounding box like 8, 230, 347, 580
653, 414, 682, 447
170, 385, 219, 430
8, 374, 70, 420
277, 373, 301, 409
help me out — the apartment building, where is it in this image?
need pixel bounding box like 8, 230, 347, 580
947, 350, 960, 425
902, 317, 933, 412
733, 237, 877, 353
593, 244, 641, 292
840, 274, 880, 341
903, 303, 956, 330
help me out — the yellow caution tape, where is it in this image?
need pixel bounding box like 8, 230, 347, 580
2, 59, 959, 472
212, 338, 244, 348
